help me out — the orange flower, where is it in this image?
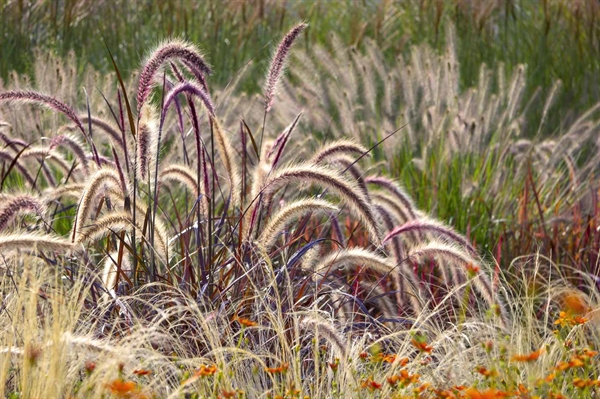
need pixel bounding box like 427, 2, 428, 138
387, 375, 400, 386
414, 382, 430, 393
360, 377, 382, 391
195, 364, 218, 377
386, 369, 420, 387
475, 366, 498, 378
465, 388, 510, 399
554, 311, 588, 327
573, 377, 600, 388
359, 352, 369, 360
233, 315, 258, 328
106, 379, 138, 397
561, 291, 591, 315
220, 389, 237, 398
264, 362, 288, 374
466, 263, 480, 276
511, 348, 544, 362
516, 384, 528, 395
84, 361, 96, 374
399, 369, 420, 385
381, 353, 395, 363
433, 389, 458, 398
411, 339, 433, 353
133, 369, 151, 376
555, 354, 585, 371
328, 358, 339, 371
580, 348, 598, 359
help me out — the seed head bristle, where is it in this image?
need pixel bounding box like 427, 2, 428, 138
259, 198, 339, 249
137, 39, 211, 114
264, 23, 307, 113
310, 139, 368, 165
0, 90, 85, 135
72, 168, 123, 242
0, 195, 45, 232
160, 165, 199, 197
263, 163, 382, 244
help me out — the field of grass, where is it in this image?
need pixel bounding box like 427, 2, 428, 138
0, 1, 599, 398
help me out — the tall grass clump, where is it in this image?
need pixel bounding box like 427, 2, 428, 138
246, 26, 600, 282
0, 21, 598, 398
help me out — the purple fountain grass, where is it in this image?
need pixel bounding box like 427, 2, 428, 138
137, 39, 211, 115
137, 105, 159, 181
264, 22, 308, 113
383, 217, 479, 257
0, 149, 36, 188
269, 112, 302, 168
162, 81, 215, 123
0, 91, 85, 134
332, 156, 370, 202
160, 165, 199, 197
259, 198, 339, 249
0, 195, 45, 231
262, 163, 382, 244
49, 134, 89, 173
71, 168, 124, 242
407, 241, 500, 319
366, 176, 416, 220
0, 232, 74, 253
310, 140, 368, 165
0, 131, 28, 149
78, 116, 125, 151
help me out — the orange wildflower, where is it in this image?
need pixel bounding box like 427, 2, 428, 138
554, 311, 588, 327
264, 362, 289, 374
411, 339, 433, 353
387, 369, 420, 387
434, 389, 458, 398
573, 377, 600, 388
106, 379, 138, 397
220, 390, 237, 398
84, 361, 96, 374
555, 355, 585, 371
359, 352, 369, 360
580, 348, 598, 359
233, 315, 258, 328
360, 377, 382, 391
465, 388, 510, 399
399, 369, 420, 385
387, 375, 400, 386
475, 366, 498, 378
328, 358, 339, 371
561, 291, 591, 315
511, 348, 544, 362
414, 382, 430, 393
516, 384, 528, 395
195, 364, 218, 377
466, 263, 480, 276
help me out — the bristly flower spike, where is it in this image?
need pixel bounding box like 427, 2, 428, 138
264, 22, 307, 113
137, 39, 211, 115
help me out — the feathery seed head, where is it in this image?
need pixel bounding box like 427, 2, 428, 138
137, 39, 211, 115
264, 23, 307, 112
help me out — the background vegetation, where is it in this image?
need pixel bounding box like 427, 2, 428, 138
3, 0, 600, 124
